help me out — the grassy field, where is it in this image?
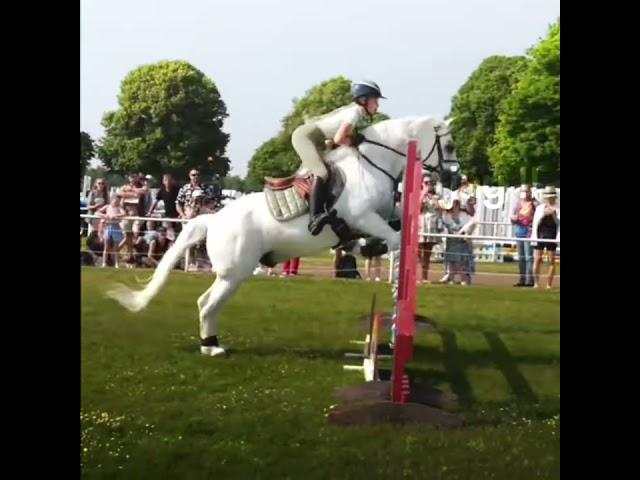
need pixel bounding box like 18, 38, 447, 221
295, 251, 560, 276
81, 268, 559, 479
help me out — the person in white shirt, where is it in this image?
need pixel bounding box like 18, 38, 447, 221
291, 80, 385, 235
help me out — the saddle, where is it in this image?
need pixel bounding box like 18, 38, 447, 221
264, 173, 313, 198
263, 163, 346, 222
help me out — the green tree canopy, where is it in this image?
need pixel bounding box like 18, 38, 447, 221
449, 56, 528, 183
81, 131, 95, 178
222, 175, 246, 192
489, 20, 560, 185
98, 60, 230, 178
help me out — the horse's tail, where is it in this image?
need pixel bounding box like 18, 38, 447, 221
106, 214, 210, 312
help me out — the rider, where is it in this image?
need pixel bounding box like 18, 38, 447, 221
291, 80, 385, 235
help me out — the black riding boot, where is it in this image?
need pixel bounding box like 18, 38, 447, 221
308, 176, 332, 236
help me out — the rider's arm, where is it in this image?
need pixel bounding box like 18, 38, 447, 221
333, 122, 354, 146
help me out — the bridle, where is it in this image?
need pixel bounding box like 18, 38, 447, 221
356, 127, 459, 199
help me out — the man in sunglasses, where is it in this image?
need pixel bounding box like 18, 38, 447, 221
175, 169, 216, 220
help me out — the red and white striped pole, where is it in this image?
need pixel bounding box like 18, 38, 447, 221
391, 139, 422, 403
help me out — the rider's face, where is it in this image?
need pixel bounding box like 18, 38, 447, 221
365, 97, 379, 114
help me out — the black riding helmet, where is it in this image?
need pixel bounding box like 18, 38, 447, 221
351, 80, 386, 104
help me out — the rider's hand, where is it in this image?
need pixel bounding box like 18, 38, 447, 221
351, 132, 365, 147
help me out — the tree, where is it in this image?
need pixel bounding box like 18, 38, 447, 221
246, 76, 389, 187
85, 166, 126, 188
281, 76, 353, 136
222, 175, 246, 192
449, 56, 528, 184
489, 20, 560, 185
98, 60, 230, 178
246, 135, 300, 189
80, 131, 95, 178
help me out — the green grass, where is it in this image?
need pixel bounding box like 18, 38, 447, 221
82, 268, 559, 479
296, 251, 560, 276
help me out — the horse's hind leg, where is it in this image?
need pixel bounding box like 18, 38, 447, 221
199, 215, 264, 356
198, 276, 243, 356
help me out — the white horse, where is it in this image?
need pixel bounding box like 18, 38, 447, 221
107, 116, 458, 355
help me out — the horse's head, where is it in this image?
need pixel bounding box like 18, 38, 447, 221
410, 117, 462, 190
351, 116, 462, 191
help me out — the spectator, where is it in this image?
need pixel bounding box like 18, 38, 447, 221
457, 176, 477, 283
440, 194, 476, 285
141, 227, 171, 268
176, 169, 216, 220
360, 237, 387, 282
98, 194, 126, 268
87, 178, 109, 237
532, 186, 560, 289
81, 230, 105, 266
280, 257, 300, 277
132, 231, 149, 267
143, 220, 159, 243
334, 241, 361, 279
511, 184, 539, 287
418, 173, 442, 284
128, 221, 158, 267
148, 173, 182, 233
141, 174, 154, 213
437, 176, 476, 283
212, 173, 223, 203
183, 189, 214, 270
118, 174, 149, 265
184, 189, 216, 219
457, 175, 476, 216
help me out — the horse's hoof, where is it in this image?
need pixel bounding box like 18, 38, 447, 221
200, 345, 227, 357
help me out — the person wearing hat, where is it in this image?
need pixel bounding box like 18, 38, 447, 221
291, 80, 386, 236
511, 184, 539, 287
531, 186, 560, 289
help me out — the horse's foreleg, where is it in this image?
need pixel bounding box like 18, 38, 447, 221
352, 212, 401, 251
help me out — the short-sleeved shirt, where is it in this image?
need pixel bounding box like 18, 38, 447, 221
155, 184, 181, 218
312, 103, 367, 138
176, 183, 216, 209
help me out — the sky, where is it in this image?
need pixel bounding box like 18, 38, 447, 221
80, 0, 559, 177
